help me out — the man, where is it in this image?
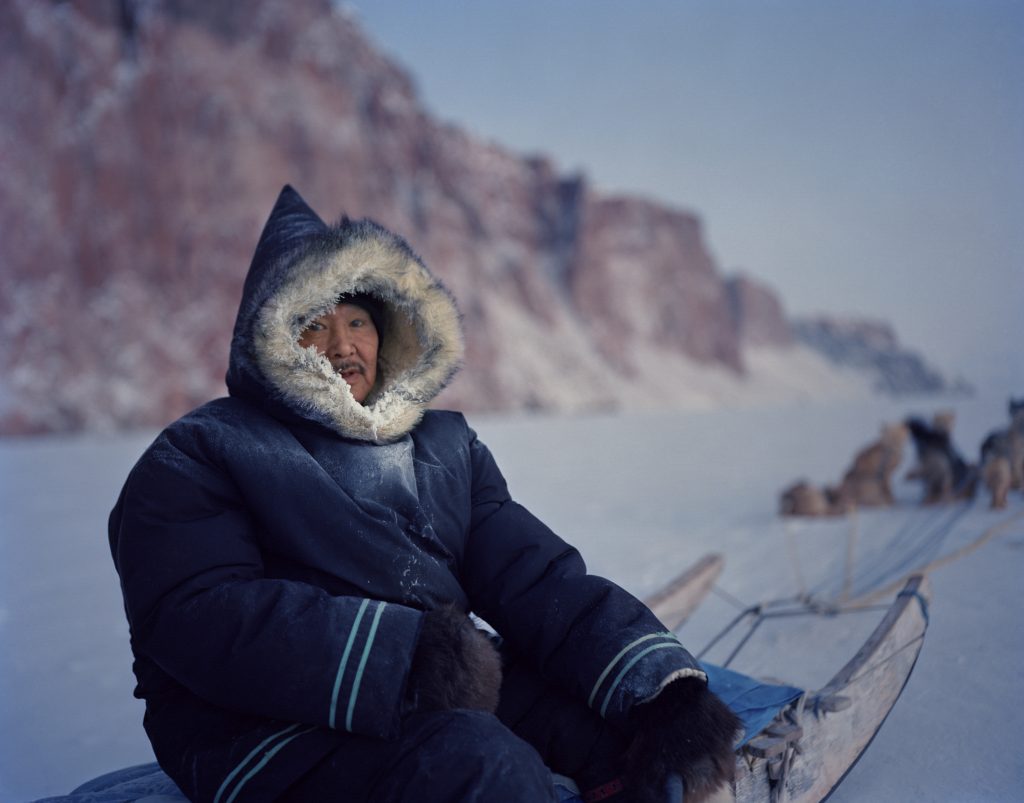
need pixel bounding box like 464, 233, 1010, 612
109, 186, 739, 802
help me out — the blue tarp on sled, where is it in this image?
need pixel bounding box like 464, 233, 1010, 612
702, 661, 803, 746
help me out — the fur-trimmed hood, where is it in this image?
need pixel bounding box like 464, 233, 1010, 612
226, 186, 464, 442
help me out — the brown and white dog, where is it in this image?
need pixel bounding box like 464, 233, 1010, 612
834, 422, 908, 508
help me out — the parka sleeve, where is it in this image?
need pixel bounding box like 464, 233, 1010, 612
460, 427, 706, 727
109, 432, 422, 740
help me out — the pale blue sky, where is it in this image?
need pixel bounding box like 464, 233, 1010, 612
349, 0, 1023, 390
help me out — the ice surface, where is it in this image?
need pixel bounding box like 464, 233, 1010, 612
1, 395, 1021, 801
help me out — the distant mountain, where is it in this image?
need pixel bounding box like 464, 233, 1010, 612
792, 317, 971, 396
0, 0, 961, 435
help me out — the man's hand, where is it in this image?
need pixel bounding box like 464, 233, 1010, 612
626, 676, 741, 803
404, 604, 503, 715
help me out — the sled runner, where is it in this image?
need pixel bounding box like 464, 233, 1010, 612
724, 573, 932, 802
570, 574, 931, 803
642, 552, 724, 630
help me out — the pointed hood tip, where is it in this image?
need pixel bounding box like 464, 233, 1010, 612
276, 184, 304, 207
273, 185, 327, 224
251, 185, 329, 261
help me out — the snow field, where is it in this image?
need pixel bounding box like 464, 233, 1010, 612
1, 394, 1021, 801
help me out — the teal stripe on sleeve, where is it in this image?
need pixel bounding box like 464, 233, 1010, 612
345, 601, 388, 732
224, 725, 316, 803
329, 598, 370, 729
213, 723, 301, 803
599, 642, 691, 718
587, 632, 678, 709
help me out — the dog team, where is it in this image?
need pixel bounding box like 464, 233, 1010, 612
779, 397, 1024, 516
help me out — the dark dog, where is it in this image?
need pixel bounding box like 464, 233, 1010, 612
980, 398, 1024, 497
978, 397, 1024, 508
905, 416, 975, 504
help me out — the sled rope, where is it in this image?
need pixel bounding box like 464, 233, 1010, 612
721, 614, 764, 668
840, 507, 859, 602
770, 691, 807, 803
795, 499, 992, 607
844, 507, 1024, 607
851, 503, 968, 597
806, 505, 942, 600
784, 521, 808, 599
755, 630, 925, 802
696, 595, 889, 667
842, 633, 926, 689
760, 623, 920, 803
711, 583, 750, 612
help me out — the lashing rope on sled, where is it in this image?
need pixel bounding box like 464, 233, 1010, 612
770, 692, 806, 803
762, 618, 927, 803
680, 501, 965, 802
694, 578, 932, 803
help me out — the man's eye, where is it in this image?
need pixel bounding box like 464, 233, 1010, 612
305, 321, 326, 333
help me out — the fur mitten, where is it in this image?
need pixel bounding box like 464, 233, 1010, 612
404, 604, 503, 715
626, 676, 742, 803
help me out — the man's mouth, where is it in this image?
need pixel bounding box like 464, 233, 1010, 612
334, 362, 364, 380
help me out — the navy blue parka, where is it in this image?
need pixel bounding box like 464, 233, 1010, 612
109, 187, 705, 801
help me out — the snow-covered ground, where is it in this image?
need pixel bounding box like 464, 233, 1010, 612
1, 393, 1022, 801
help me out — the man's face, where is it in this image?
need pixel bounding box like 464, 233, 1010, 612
298, 302, 379, 404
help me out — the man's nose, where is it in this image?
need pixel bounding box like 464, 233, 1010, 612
327, 327, 356, 357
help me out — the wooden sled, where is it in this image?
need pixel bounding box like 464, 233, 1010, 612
726, 574, 931, 802
643, 552, 724, 631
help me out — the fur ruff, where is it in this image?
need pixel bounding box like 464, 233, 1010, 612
253, 223, 464, 443
405, 604, 503, 715
627, 676, 742, 803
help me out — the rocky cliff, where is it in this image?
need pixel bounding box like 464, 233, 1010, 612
792, 317, 965, 395
0, 0, 955, 435
726, 274, 795, 348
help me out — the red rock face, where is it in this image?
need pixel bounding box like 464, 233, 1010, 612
571, 196, 745, 372
726, 275, 795, 348
0, 0, 785, 434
